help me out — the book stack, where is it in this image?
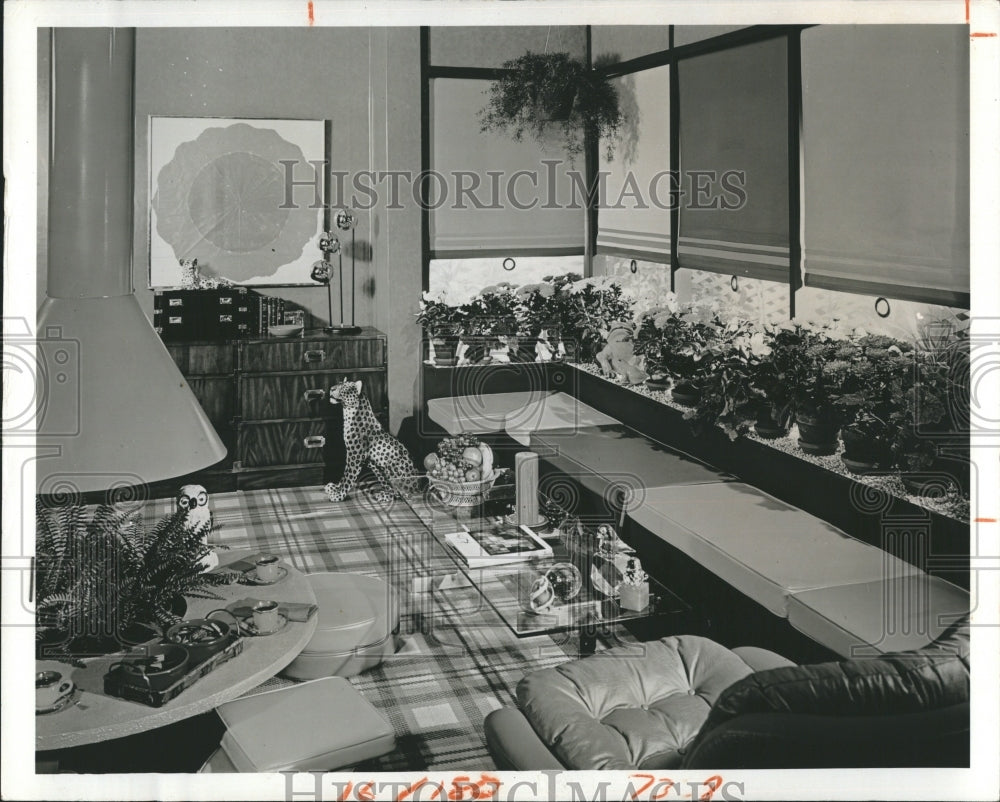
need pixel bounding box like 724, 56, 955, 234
256, 295, 285, 337
444, 522, 553, 569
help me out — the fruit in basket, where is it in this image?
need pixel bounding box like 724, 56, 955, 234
423, 453, 439, 470
465, 468, 481, 482
462, 447, 483, 466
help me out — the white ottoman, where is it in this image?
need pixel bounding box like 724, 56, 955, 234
282, 572, 399, 680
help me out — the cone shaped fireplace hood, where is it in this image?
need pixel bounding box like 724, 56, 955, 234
36, 28, 227, 496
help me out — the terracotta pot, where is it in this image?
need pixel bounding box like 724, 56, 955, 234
670, 381, 701, 407
796, 412, 840, 456
431, 335, 460, 366
840, 425, 890, 473
754, 404, 789, 439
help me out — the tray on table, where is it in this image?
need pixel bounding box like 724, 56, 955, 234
103, 637, 245, 708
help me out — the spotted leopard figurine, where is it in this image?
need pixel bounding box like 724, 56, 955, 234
323, 379, 417, 504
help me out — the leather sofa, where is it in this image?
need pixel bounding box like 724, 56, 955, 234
485, 618, 969, 769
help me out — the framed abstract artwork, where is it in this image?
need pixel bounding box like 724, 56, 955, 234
148, 116, 328, 287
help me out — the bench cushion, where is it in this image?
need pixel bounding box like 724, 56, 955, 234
787, 576, 970, 657
427, 391, 554, 434
626, 482, 922, 617
516, 636, 760, 770
531, 424, 729, 502
504, 393, 620, 446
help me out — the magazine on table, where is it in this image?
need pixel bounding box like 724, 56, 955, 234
444, 520, 553, 569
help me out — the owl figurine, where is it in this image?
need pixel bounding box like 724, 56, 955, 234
177, 484, 218, 571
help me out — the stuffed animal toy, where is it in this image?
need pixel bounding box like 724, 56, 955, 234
595, 322, 648, 385
177, 484, 218, 571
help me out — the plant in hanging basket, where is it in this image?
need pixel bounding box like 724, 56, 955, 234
35, 501, 231, 658
479, 52, 624, 161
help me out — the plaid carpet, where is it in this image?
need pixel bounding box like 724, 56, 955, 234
132, 485, 630, 771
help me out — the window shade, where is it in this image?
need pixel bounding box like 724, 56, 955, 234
677, 38, 790, 282
596, 64, 672, 263
429, 78, 585, 257
801, 26, 970, 306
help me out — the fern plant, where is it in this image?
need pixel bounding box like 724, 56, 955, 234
35, 500, 230, 656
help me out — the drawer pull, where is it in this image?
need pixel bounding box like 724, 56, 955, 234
303, 435, 326, 449
303, 388, 326, 402
302, 349, 326, 363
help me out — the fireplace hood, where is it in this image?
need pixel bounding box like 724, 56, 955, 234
36, 28, 227, 496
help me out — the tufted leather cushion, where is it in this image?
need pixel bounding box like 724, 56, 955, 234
692, 616, 970, 746
515, 636, 758, 770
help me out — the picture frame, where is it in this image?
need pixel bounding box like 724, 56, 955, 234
148, 116, 329, 288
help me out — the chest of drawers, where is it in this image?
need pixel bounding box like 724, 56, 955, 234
156, 328, 388, 496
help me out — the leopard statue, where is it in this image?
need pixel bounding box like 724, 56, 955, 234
323, 379, 417, 504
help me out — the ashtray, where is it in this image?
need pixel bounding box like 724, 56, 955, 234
236, 612, 289, 637
269, 324, 304, 338
241, 566, 289, 586
36, 687, 81, 716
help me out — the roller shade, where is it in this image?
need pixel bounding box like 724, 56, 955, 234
801, 26, 969, 306
677, 37, 790, 282
596, 64, 672, 263
429, 78, 585, 257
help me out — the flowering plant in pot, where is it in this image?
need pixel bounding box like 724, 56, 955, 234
479, 52, 624, 162
416, 293, 466, 365
832, 335, 914, 473
685, 320, 768, 440
781, 326, 855, 454
511, 280, 559, 362
750, 324, 811, 438
563, 276, 635, 363
889, 352, 956, 495
461, 284, 519, 364
525, 273, 583, 359
634, 305, 721, 405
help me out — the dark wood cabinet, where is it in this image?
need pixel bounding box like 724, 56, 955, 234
152, 328, 387, 497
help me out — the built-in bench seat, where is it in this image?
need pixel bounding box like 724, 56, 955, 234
425, 389, 969, 656
529, 424, 730, 504
786, 575, 970, 657
625, 482, 924, 620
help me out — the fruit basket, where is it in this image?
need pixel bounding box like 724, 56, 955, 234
428, 468, 505, 507
423, 435, 501, 507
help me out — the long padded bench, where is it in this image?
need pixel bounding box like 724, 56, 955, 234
424, 390, 970, 657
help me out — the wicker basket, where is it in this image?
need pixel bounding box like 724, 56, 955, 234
427, 469, 503, 507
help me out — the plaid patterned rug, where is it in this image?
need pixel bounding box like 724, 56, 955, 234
134, 485, 628, 771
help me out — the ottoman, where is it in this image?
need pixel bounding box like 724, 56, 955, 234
206, 677, 396, 772
282, 572, 399, 681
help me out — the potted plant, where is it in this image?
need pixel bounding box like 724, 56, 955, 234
35, 501, 230, 658
833, 335, 914, 473
416, 293, 466, 366
685, 320, 767, 440
889, 351, 956, 495
634, 306, 721, 406
632, 307, 677, 390
479, 52, 624, 161
780, 326, 854, 455
461, 284, 519, 364
562, 276, 635, 364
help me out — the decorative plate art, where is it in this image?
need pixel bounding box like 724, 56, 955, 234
149, 117, 327, 287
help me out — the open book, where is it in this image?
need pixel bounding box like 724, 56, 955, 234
444, 522, 553, 569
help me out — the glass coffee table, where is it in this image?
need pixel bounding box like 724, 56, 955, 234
389, 473, 691, 654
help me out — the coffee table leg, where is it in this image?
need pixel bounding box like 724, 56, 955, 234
579, 625, 599, 656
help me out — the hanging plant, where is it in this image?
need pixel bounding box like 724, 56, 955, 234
479, 52, 624, 161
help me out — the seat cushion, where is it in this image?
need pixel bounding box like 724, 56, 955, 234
282, 572, 399, 680
216, 677, 396, 772
504, 393, 620, 446
787, 575, 970, 657
626, 482, 922, 617
516, 636, 757, 770
427, 391, 553, 434
531, 424, 729, 503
